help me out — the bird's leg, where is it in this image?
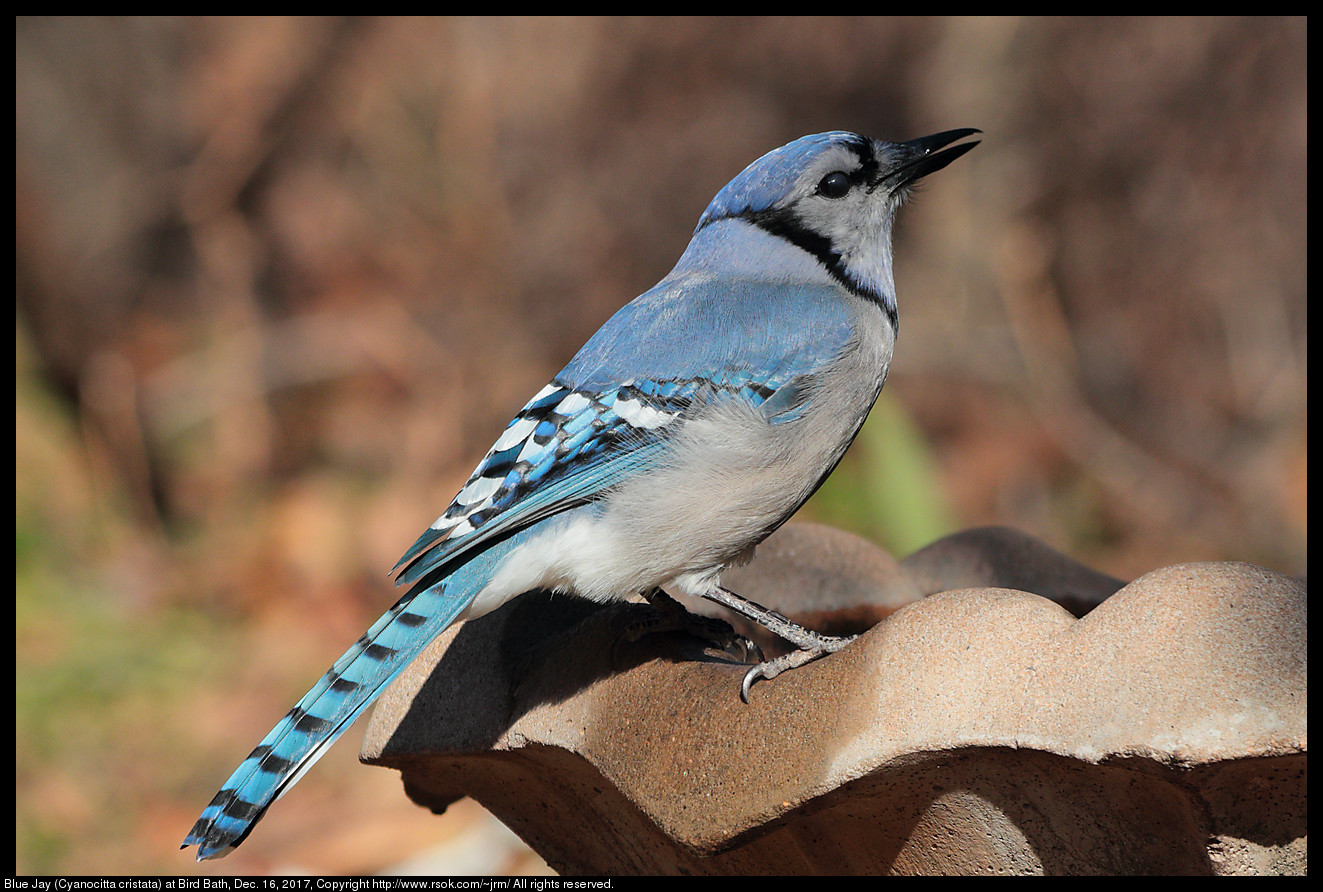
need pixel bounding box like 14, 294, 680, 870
619, 587, 763, 664
699, 585, 858, 702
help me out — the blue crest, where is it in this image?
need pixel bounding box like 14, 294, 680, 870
696, 131, 866, 230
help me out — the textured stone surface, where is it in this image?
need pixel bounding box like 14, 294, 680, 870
361, 523, 1307, 875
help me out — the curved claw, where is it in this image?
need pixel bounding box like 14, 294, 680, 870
740, 665, 761, 703
738, 651, 794, 702
737, 634, 860, 703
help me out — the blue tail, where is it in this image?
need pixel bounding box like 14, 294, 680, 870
182, 576, 473, 860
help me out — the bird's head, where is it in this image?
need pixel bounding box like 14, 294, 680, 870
695, 129, 979, 312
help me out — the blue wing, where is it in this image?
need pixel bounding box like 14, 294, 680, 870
392, 267, 856, 588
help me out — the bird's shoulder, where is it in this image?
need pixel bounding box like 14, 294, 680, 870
561, 271, 860, 392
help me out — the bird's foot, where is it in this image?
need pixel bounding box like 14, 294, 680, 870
739, 632, 857, 702
617, 588, 763, 664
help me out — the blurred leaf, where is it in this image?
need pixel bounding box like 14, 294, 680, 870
802, 391, 956, 557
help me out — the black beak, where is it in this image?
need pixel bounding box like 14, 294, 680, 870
874, 128, 981, 191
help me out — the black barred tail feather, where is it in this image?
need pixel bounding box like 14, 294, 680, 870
182, 578, 473, 860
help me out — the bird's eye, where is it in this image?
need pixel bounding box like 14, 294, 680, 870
817, 172, 852, 199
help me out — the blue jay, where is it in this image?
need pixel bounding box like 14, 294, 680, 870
183, 128, 979, 860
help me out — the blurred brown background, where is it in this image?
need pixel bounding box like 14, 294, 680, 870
15, 17, 1306, 876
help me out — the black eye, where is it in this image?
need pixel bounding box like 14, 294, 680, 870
817, 171, 851, 199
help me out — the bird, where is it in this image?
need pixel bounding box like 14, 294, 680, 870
183, 127, 979, 861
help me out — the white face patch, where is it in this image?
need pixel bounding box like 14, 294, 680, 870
768, 142, 901, 310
